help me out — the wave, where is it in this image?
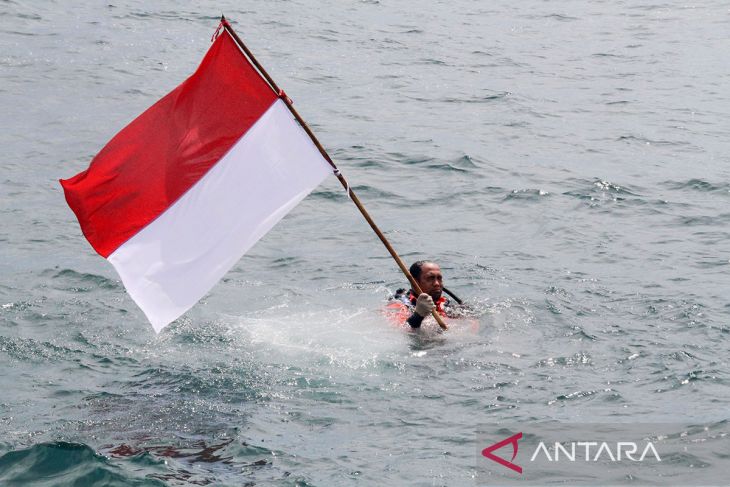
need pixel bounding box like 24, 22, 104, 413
0, 442, 157, 487
42, 269, 120, 292
662, 178, 730, 194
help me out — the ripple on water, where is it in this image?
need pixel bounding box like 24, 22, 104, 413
533, 352, 593, 368
503, 188, 550, 202
42, 269, 120, 292
548, 388, 617, 405
0, 442, 161, 486
662, 178, 730, 194
0, 336, 84, 363
562, 178, 647, 208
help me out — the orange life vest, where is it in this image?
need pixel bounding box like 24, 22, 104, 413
383, 290, 449, 324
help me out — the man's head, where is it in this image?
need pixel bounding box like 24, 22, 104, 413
410, 260, 443, 301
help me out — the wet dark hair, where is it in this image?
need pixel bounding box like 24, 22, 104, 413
409, 260, 432, 280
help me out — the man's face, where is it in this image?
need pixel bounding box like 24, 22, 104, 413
417, 262, 443, 301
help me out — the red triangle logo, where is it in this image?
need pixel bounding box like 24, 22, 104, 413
481, 432, 523, 474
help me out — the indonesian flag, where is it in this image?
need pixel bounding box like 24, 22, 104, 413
60, 27, 333, 332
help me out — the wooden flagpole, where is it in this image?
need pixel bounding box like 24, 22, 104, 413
220, 16, 448, 330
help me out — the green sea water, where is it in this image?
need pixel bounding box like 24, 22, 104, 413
1, 1, 729, 485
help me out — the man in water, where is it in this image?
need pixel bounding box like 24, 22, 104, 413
393, 260, 456, 328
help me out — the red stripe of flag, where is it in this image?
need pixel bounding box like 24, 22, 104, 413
60, 33, 277, 258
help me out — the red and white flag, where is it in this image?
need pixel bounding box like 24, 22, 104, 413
60, 27, 332, 332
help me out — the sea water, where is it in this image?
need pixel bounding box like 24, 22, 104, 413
1, 1, 729, 485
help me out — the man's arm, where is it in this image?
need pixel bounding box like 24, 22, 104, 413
407, 293, 435, 328
407, 311, 425, 328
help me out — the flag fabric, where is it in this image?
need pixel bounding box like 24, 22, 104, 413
60, 28, 333, 332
